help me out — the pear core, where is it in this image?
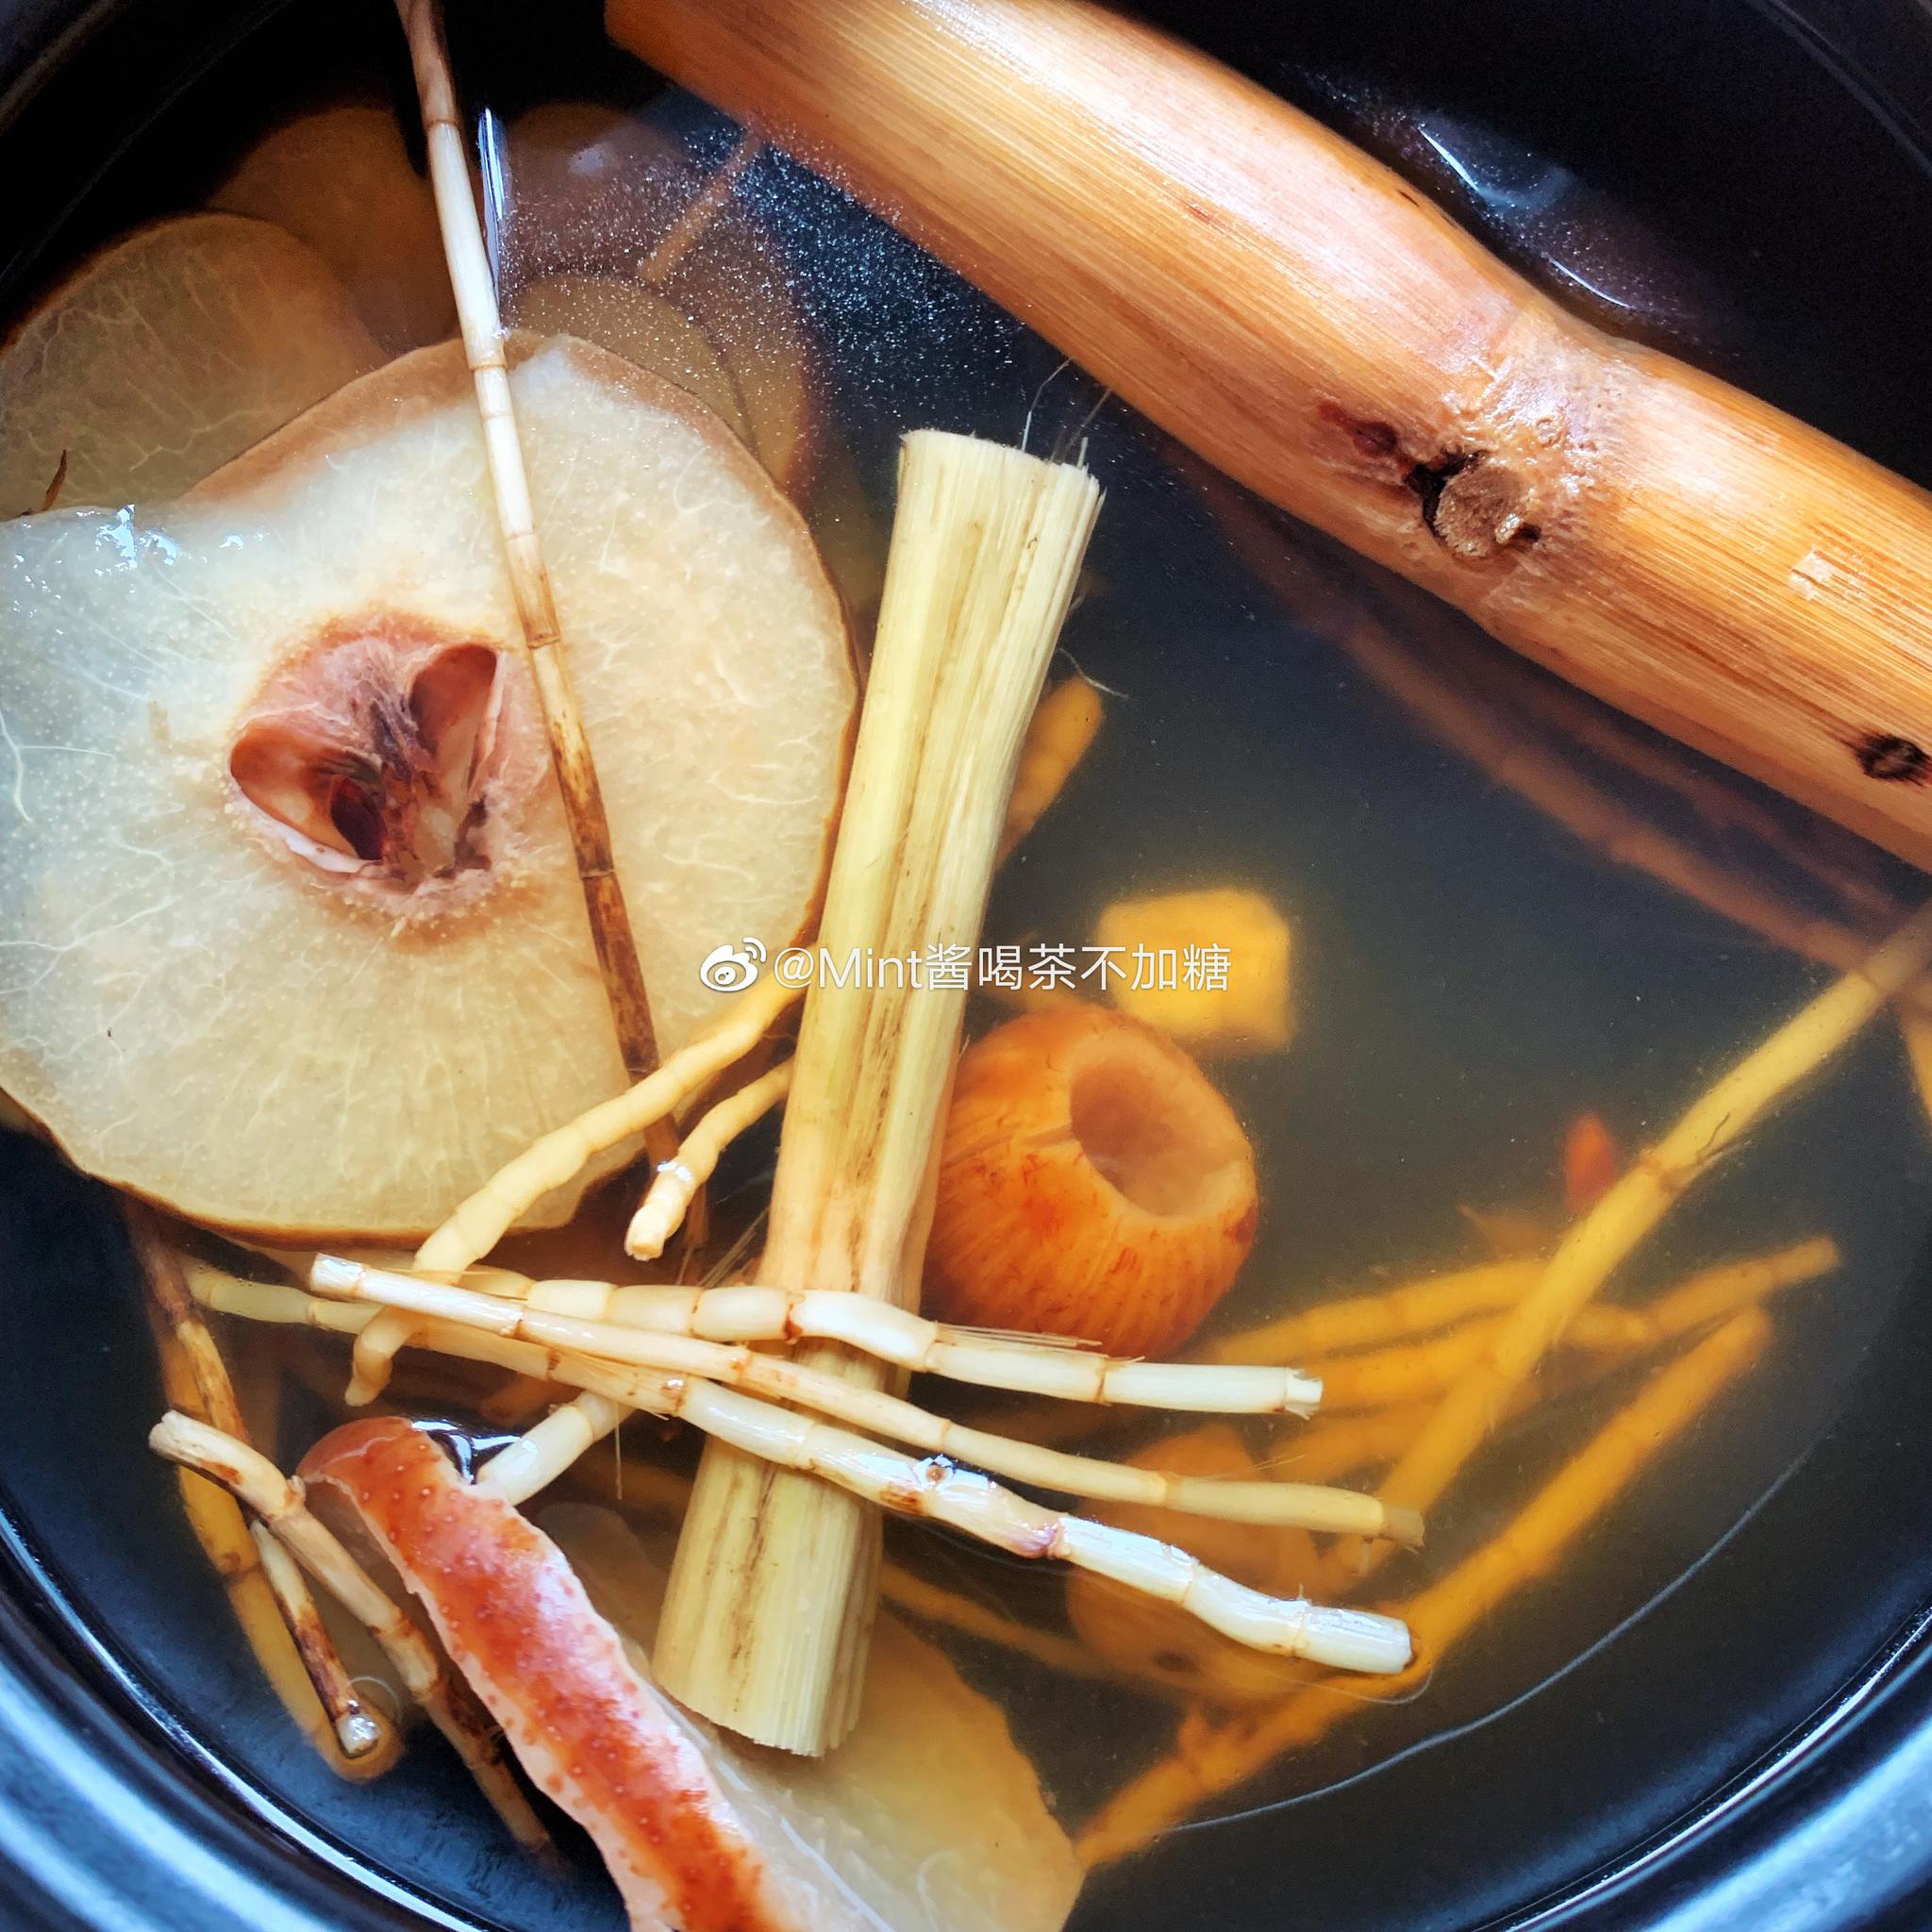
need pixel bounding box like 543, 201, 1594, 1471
229, 619, 522, 908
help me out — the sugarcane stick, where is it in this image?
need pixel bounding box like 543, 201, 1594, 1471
1077, 1308, 1770, 1863
396, 0, 673, 1152
656, 431, 1103, 1752
611, 0, 1932, 872
1356, 901, 1932, 1576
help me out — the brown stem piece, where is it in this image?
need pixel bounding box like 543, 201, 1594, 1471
127, 1207, 384, 1762
394, 0, 674, 1150
610, 0, 1932, 874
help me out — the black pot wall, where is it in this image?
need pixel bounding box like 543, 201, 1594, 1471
4, 4, 1932, 1930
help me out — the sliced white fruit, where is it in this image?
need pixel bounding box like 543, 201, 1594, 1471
503, 102, 816, 495
0, 335, 852, 1239
0, 213, 383, 515
543, 1503, 1084, 1932
508, 273, 753, 446
210, 103, 457, 354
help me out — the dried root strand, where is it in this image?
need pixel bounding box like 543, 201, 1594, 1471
147, 1313, 396, 1778
1205, 1258, 1541, 1365
1358, 904, 1932, 1574
477, 1391, 625, 1504
395, 0, 672, 1129
553, 1437, 1140, 1688
626, 1058, 794, 1259
1077, 1309, 1770, 1864
192, 1274, 1405, 1674
640, 130, 763, 286
129, 1209, 384, 1763
310, 1260, 1390, 1538
358, 1263, 1319, 1414
148, 1410, 546, 1850
653, 1377, 1411, 1675
415, 973, 800, 1275
999, 673, 1104, 860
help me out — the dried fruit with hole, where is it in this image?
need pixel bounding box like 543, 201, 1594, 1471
925, 1007, 1258, 1356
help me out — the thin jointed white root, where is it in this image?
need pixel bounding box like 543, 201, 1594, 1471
192, 1269, 1407, 1674
626, 1058, 794, 1258
148, 1411, 546, 1848
309, 1258, 1399, 1541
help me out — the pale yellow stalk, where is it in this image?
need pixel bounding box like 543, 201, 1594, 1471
658, 430, 1103, 1751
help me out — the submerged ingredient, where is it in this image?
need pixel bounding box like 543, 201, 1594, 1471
927, 1006, 1258, 1354
0, 336, 852, 1237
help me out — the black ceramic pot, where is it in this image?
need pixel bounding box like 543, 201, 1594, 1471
3, 2, 1932, 1927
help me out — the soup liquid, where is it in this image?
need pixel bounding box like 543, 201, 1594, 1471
3, 6, 1931, 1930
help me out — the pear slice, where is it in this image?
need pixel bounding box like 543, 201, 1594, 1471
211, 104, 457, 354
502, 103, 816, 495
0, 335, 852, 1240
508, 273, 753, 446
0, 213, 383, 516
541, 1503, 1084, 1932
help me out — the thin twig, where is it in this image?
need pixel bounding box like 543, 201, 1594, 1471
394, 0, 675, 1150
127, 1208, 383, 1762
149, 1411, 546, 1849
640, 131, 764, 285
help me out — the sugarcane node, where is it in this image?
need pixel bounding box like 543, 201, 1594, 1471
1853, 733, 1930, 784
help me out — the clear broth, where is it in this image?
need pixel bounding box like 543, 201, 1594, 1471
4, 5, 1932, 1928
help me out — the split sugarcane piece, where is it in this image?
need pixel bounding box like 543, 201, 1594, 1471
307, 1257, 1399, 1540
1355, 900, 1932, 1576
126, 1208, 385, 1764
656, 430, 1106, 1753
148, 1410, 546, 1847
395, 0, 673, 1153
